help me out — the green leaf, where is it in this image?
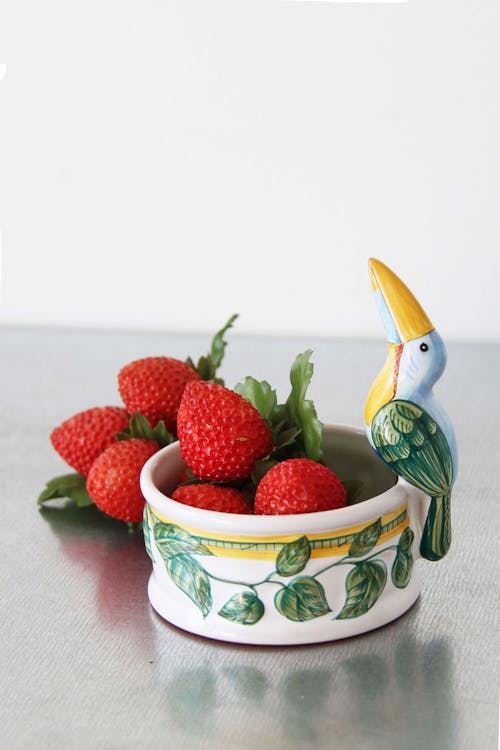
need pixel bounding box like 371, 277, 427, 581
117, 412, 174, 448
192, 356, 211, 381
274, 577, 331, 621
218, 591, 265, 625
143, 506, 154, 561
231, 351, 323, 466
348, 517, 382, 557
165, 554, 212, 617
272, 403, 289, 426
337, 561, 387, 619
391, 527, 415, 588
342, 479, 364, 505
285, 350, 323, 461
234, 378, 277, 423
273, 425, 302, 452
151, 420, 175, 447
276, 536, 311, 577
38, 473, 94, 508
190, 314, 238, 383
154, 522, 213, 558
209, 313, 239, 369
117, 411, 152, 441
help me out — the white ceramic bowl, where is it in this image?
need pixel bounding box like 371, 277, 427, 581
140, 424, 429, 645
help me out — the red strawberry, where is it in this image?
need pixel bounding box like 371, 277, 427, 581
86, 439, 159, 523
118, 357, 200, 432
177, 381, 273, 481
171, 484, 250, 514
50, 406, 129, 477
254, 458, 346, 515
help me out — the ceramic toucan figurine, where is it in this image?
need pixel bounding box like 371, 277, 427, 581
364, 258, 457, 561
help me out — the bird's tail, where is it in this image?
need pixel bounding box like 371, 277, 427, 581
419, 493, 452, 561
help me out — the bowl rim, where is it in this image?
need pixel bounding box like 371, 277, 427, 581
140, 423, 408, 535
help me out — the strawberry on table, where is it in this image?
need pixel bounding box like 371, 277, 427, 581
117, 314, 238, 432
177, 381, 273, 481
254, 458, 347, 515
171, 484, 250, 514
50, 406, 129, 477
86, 439, 160, 523
40, 411, 173, 514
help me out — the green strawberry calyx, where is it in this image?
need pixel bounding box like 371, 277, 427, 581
39, 412, 170, 513
186, 313, 238, 384
116, 412, 174, 447
38, 472, 93, 508
235, 350, 323, 480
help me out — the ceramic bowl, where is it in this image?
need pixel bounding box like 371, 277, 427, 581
140, 424, 429, 645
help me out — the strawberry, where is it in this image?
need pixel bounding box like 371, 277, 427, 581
177, 381, 273, 481
86, 439, 159, 523
117, 314, 238, 432
171, 484, 250, 514
50, 406, 129, 477
118, 357, 200, 432
254, 458, 346, 515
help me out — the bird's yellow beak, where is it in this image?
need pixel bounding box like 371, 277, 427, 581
368, 258, 434, 343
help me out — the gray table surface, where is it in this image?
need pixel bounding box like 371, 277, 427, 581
1, 325, 498, 750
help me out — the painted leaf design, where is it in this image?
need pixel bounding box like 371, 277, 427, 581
274, 577, 331, 621
337, 561, 387, 619
348, 517, 382, 557
143, 506, 154, 561
276, 536, 311, 576
165, 554, 212, 617
391, 527, 415, 588
218, 592, 265, 625
154, 521, 213, 558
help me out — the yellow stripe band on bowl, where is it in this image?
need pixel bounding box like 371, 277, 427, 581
148, 503, 409, 560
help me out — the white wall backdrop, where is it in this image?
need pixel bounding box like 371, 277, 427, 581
0, 0, 498, 341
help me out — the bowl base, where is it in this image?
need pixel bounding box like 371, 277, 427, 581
147, 572, 421, 646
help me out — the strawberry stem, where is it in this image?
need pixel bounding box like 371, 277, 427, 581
235, 350, 324, 471
187, 313, 238, 384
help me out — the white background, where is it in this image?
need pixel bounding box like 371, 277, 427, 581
0, 0, 498, 342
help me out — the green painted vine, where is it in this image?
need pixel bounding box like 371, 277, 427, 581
144, 507, 415, 625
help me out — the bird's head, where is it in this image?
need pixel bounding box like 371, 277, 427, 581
364, 258, 447, 424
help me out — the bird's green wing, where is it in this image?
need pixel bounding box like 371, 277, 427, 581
371, 400, 453, 496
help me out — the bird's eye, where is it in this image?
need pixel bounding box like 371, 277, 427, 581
420, 342, 429, 352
